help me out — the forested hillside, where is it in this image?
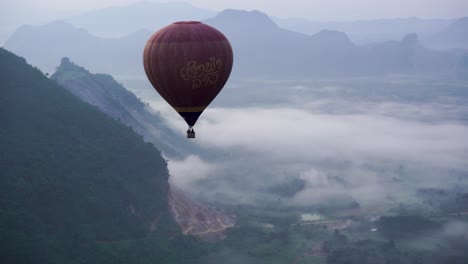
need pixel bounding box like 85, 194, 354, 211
51, 57, 198, 158
0, 48, 207, 263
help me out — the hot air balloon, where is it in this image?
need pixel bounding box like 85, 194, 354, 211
143, 21, 233, 138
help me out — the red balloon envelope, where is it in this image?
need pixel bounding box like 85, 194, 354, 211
143, 21, 233, 138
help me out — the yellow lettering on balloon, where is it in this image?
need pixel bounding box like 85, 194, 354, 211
180, 57, 223, 89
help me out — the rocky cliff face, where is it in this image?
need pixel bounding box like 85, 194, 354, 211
51, 57, 198, 158
169, 185, 236, 241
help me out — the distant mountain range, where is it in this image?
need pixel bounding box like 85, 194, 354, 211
203, 10, 460, 78
66, 1, 216, 38
273, 15, 468, 50
4, 9, 464, 79
427, 17, 468, 50
274, 16, 453, 44
62, 0, 468, 51
2, 0, 467, 51
4, 21, 150, 75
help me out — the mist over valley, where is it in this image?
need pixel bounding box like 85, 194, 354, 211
2, 1, 468, 263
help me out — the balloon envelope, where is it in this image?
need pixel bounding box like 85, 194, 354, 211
143, 21, 233, 131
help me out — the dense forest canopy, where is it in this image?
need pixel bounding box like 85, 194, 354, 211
0, 48, 209, 263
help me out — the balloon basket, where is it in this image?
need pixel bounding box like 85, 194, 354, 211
187, 128, 195, 139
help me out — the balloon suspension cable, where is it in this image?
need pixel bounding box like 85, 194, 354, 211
186, 126, 196, 139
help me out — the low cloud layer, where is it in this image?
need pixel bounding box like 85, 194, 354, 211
194, 107, 468, 168
168, 155, 216, 190
144, 79, 468, 210
163, 105, 468, 208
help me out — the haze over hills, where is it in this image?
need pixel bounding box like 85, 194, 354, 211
4, 9, 464, 80
427, 17, 468, 50
1, 0, 466, 51
205, 10, 461, 78
274, 16, 453, 44
4, 20, 151, 75
30, 0, 463, 48
275, 15, 468, 50
66, 1, 216, 38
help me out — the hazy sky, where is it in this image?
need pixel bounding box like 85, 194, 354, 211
2, 0, 468, 22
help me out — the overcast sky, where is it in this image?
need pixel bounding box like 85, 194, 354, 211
2, 0, 468, 22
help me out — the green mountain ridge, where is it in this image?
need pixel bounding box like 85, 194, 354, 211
51, 57, 198, 158
0, 48, 207, 263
